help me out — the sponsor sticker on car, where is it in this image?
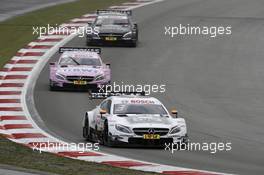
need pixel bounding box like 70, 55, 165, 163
143, 134, 160, 140
105, 36, 117, 41
59, 47, 101, 54
73, 80, 87, 85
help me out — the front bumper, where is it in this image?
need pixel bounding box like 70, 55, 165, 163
87, 36, 137, 46
50, 80, 108, 91
108, 134, 187, 146
128, 138, 173, 146
60, 83, 98, 90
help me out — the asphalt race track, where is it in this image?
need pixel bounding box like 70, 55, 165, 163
34, 0, 264, 174
0, 0, 76, 22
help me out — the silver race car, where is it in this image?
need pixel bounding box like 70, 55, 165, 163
83, 92, 188, 147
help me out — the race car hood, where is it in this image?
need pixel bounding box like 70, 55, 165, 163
98, 25, 131, 34
56, 66, 103, 77
119, 114, 171, 127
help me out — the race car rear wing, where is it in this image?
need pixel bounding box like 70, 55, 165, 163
96, 9, 132, 16
89, 91, 145, 99
59, 47, 101, 54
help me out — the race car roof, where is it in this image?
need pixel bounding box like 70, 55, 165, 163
97, 14, 129, 19
110, 96, 162, 105
96, 9, 132, 16
61, 51, 100, 59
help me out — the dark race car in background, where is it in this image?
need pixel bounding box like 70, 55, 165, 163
86, 10, 138, 47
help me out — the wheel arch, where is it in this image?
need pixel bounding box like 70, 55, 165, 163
83, 111, 94, 129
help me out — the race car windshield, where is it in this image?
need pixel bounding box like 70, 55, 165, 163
59, 57, 101, 66
114, 104, 167, 115
96, 16, 129, 26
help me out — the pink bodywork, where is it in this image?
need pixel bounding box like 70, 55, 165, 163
49, 51, 111, 88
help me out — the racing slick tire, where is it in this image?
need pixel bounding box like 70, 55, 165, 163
86, 39, 94, 46
83, 114, 92, 141
181, 134, 189, 149
102, 120, 116, 147
49, 80, 58, 91
130, 31, 138, 47
172, 134, 189, 150
130, 41, 137, 47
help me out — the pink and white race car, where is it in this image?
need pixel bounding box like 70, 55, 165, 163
49, 47, 111, 91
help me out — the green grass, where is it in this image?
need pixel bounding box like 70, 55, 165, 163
0, 135, 158, 175
0, 0, 129, 68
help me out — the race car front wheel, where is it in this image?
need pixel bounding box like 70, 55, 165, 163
49, 80, 58, 91
83, 114, 92, 141
86, 38, 94, 46
103, 121, 115, 147
130, 40, 137, 47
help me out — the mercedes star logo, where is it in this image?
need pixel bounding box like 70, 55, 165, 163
148, 128, 155, 134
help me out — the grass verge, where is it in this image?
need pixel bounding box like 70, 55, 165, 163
0, 135, 158, 175
0, 0, 129, 67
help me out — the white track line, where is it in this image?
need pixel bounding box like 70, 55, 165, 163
1, 121, 32, 125
0, 95, 22, 99
28, 42, 57, 46
11, 56, 41, 61
18, 49, 49, 53
4, 64, 35, 68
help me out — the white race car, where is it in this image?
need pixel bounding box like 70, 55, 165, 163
83, 93, 188, 147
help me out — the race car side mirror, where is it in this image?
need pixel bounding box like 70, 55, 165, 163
100, 109, 107, 115
171, 109, 178, 118
106, 63, 110, 67
133, 23, 138, 29
87, 21, 93, 26
100, 109, 107, 118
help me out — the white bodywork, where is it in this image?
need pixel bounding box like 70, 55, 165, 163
83, 95, 188, 145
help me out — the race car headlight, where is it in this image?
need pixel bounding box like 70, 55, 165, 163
87, 32, 100, 39
94, 74, 105, 81
170, 126, 181, 134
123, 31, 132, 38
55, 73, 66, 80
92, 33, 100, 39
115, 124, 132, 134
